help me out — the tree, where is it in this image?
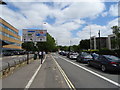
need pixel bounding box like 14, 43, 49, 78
79, 39, 90, 50
37, 33, 56, 52
111, 26, 120, 49
57, 46, 69, 51
71, 45, 79, 52
22, 42, 35, 51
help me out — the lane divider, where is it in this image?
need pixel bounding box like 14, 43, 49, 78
58, 55, 120, 87
24, 55, 47, 89
51, 55, 76, 90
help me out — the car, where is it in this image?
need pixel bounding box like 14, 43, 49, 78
2, 51, 14, 56
91, 53, 99, 60
69, 53, 78, 60
76, 52, 93, 63
67, 52, 73, 58
88, 55, 120, 72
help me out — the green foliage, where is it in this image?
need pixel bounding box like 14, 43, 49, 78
22, 33, 57, 52
71, 45, 79, 52
22, 42, 35, 51
37, 33, 56, 52
79, 39, 90, 50
111, 26, 120, 49
57, 46, 69, 51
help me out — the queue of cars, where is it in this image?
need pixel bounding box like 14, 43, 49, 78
59, 51, 120, 72
1, 50, 27, 56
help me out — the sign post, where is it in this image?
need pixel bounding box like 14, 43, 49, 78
22, 29, 47, 64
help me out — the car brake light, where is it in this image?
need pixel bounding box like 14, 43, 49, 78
110, 62, 118, 64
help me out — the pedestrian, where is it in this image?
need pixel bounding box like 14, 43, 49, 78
39, 51, 43, 64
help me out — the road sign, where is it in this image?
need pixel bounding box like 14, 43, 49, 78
22, 29, 47, 42
35, 30, 47, 42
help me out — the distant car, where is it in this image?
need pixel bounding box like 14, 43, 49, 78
69, 53, 78, 60
3, 52, 14, 56
76, 52, 93, 63
88, 55, 120, 72
67, 52, 73, 58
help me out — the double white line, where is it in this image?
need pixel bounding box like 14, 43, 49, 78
51, 55, 76, 90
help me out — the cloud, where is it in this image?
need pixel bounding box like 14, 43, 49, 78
101, 12, 108, 17
1, 1, 116, 46
77, 18, 118, 42
109, 3, 118, 16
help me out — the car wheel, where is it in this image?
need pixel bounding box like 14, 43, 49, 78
76, 59, 78, 62
88, 61, 91, 66
101, 65, 106, 72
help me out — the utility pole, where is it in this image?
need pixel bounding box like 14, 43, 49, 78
98, 30, 101, 51
89, 25, 92, 53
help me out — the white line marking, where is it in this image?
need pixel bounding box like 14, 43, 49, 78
24, 56, 47, 89
58, 55, 120, 87
51, 55, 76, 90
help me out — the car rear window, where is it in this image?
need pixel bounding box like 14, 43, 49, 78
104, 55, 120, 61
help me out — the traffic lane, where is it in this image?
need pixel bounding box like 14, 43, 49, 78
52, 54, 119, 88
60, 54, 120, 83
2, 60, 40, 88
30, 54, 68, 88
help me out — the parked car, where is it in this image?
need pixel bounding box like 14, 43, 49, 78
2, 51, 14, 56
69, 53, 78, 60
76, 52, 93, 63
88, 55, 120, 72
67, 52, 73, 58
91, 53, 99, 60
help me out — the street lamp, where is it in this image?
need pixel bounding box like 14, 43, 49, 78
98, 30, 101, 51
86, 23, 92, 52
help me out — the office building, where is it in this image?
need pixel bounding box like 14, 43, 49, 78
0, 17, 22, 51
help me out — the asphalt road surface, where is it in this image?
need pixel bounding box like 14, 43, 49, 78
52, 53, 120, 89
1, 53, 120, 89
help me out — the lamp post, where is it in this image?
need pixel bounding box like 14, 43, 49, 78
87, 23, 92, 53
98, 30, 101, 51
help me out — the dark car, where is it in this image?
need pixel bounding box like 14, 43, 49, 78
3, 51, 14, 56
91, 53, 99, 60
76, 52, 93, 63
88, 55, 120, 72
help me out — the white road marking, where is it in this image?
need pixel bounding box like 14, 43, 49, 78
51, 55, 76, 90
58, 55, 120, 87
24, 56, 47, 89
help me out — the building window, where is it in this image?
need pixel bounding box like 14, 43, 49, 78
0, 39, 21, 46
0, 23, 18, 35
0, 31, 20, 41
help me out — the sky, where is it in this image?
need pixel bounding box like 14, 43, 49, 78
0, 0, 119, 46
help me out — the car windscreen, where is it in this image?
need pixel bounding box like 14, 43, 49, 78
82, 53, 90, 56
104, 55, 120, 61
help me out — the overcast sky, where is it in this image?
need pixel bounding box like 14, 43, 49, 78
0, 0, 119, 46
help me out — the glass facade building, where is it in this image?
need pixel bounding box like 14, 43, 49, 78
0, 17, 22, 50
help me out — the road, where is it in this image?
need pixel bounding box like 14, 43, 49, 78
52, 53, 120, 89
1, 53, 120, 89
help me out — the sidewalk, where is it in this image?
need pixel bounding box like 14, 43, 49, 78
2, 54, 68, 88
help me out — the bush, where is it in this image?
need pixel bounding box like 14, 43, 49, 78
98, 49, 114, 55
113, 49, 120, 58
